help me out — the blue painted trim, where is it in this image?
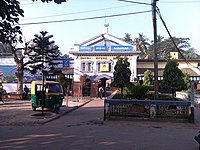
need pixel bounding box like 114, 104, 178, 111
104, 99, 191, 106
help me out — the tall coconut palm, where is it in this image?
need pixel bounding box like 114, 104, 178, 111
134, 33, 150, 59
123, 33, 133, 44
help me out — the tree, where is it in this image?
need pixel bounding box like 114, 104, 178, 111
61, 54, 70, 59
56, 72, 68, 94
25, 31, 61, 76
0, 0, 24, 93
0, 0, 65, 94
183, 72, 191, 90
134, 33, 150, 59
148, 36, 198, 59
0, 0, 24, 44
181, 48, 199, 59
111, 57, 131, 95
123, 33, 133, 44
147, 35, 164, 59
160, 59, 185, 98
33, 0, 66, 4
143, 69, 153, 86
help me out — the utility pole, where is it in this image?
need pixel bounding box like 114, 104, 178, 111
152, 0, 159, 99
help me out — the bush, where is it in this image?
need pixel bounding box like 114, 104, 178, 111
127, 85, 150, 99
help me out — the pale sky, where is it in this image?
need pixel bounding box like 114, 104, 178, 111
18, 0, 200, 55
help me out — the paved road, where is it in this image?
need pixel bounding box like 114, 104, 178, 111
0, 99, 200, 150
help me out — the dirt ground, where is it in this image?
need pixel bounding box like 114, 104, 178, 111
0, 97, 89, 126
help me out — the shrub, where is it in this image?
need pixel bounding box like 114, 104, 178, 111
127, 85, 150, 99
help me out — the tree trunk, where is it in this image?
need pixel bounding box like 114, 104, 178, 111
172, 89, 176, 99
10, 45, 24, 95
121, 87, 123, 96
16, 58, 24, 94
17, 72, 23, 94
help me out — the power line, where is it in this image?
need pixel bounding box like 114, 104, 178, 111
118, 0, 151, 6
21, 4, 139, 21
19, 10, 151, 26
20, 0, 200, 21
161, 1, 200, 3
155, 7, 195, 68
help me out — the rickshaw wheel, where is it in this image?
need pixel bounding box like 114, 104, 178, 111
32, 106, 36, 111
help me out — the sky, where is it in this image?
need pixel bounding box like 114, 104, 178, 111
18, 0, 200, 55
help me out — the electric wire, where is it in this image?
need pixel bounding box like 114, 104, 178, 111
20, 0, 200, 21
117, 0, 151, 6
21, 4, 139, 21
160, 1, 200, 4
156, 7, 197, 69
19, 10, 152, 26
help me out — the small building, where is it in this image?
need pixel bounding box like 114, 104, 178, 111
137, 58, 200, 89
69, 33, 141, 97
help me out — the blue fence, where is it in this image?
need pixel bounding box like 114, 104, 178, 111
104, 99, 192, 122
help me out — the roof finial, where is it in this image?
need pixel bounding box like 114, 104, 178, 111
103, 14, 109, 33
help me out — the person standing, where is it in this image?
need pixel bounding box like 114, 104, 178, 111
24, 85, 30, 100
0, 81, 4, 103
99, 87, 104, 99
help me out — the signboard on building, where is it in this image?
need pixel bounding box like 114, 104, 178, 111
63, 60, 70, 67
79, 46, 133, 51
78, 56, 133, 60
111, 46, 133, 51
94, 46, 109, 51
79, 46, 93, 51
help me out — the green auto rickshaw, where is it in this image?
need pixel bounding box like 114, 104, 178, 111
31, 80, 65, 113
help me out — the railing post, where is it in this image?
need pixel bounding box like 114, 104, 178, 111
190, 81, 195, 123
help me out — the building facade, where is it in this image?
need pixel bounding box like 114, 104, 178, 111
69, 33, 141, 97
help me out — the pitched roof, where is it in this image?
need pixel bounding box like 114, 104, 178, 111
74, 33, 134, 47
181, 68, 200, 76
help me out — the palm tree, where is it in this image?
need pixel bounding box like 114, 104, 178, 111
134, 33, 150, 59
123, 33, 133, 44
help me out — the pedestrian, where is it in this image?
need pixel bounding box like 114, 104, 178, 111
0, 81, 4, 103
24, 85, 30, 100
99, 87, 104, 99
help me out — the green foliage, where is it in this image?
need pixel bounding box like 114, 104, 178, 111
33, 0, 66, 4
123, 33, 133, 44
147, 36, 197, 59
183, 72, 191, 90
25, 31, 61, 74
143, 69, 153, 86
160, 59, 186, 97
0, 0, 24, 44
3, 76, 16, 83
145, 92, 180, 101
111, 57, 132, 95
127, 85, 150, 99
56, 72, 68, 86
134, 33, 150, 58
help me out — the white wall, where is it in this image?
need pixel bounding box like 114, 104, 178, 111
2, 83, 31, 93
